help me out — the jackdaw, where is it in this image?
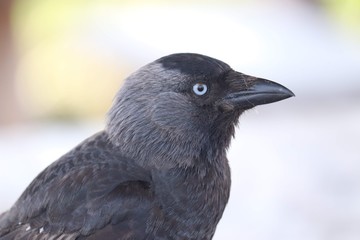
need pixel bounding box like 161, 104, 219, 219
0, 53, 294, 240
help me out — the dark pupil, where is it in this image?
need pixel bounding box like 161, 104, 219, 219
197, 85, 204, 92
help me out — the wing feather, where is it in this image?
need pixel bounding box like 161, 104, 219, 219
0, 131, 153, 239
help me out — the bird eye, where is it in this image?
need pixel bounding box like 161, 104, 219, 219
193, 83, 208, 96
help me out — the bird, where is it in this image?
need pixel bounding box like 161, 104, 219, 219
0, 53, 294, 240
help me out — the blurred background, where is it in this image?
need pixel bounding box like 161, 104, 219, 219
0, 0, 359, 239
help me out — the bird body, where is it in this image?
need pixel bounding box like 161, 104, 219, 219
0, 53, 294, 239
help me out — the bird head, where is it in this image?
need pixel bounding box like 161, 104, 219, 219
107, 53, 294, 168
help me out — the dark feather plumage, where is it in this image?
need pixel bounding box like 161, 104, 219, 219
0, 53, 293, 240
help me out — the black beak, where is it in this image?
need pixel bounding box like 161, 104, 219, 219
222, 75, 295, 110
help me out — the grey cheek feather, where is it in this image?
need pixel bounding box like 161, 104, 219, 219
150, 92, 200, 132
106, 63, 205, 169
